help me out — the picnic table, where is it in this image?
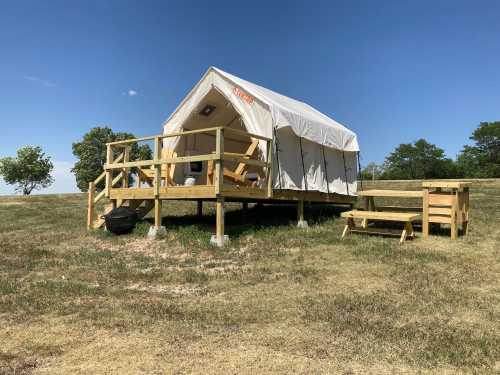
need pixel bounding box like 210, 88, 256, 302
340, 189, 424, 243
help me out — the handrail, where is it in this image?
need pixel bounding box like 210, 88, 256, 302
105, 153, 219, 170
106, 126, 271, 147
107, 127, 222, 147
223, 127, 271, 142
104, 153, 270, 171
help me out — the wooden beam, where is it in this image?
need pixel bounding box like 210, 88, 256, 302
266, 139, 273, 198
154, 199, 162, 228
106, 127, 221, 146
358, 189, 423, 198
223, 126, 271, 142
451, 191, 458, 240
197, 200, 203, 217
422, 187, 429, 239
215, 128, 224, 195
106, 153, 218, 170
122, 147, 130, 188
154, 137, 161, 197
297, 200, 304, 222
105, 144, 113, 198
216, 197, 225, 246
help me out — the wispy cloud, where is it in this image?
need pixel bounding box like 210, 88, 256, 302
23, 75, 57, 88
122, 89, 138, 97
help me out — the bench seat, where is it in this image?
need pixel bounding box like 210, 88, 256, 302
341, 210, 421, 222
340, 210, 421, 243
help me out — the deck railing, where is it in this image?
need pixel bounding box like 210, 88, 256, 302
87, 126, 273, 229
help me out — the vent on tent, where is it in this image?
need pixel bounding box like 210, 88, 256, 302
199, 104, 216, 117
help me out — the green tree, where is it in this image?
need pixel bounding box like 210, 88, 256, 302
360, 162, 384, 181
0, 146, 54, 195
71, 127, 152, 192
457, 122, 500, 178
381, 139, 457, 180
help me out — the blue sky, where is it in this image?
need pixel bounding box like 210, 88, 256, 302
1, 0, 500, 194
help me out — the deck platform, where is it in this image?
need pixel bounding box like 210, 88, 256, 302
87, 126, 356, 246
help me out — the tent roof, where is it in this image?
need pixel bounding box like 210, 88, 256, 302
164, 67, 359, 152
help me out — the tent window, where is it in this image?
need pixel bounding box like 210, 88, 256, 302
199, 104, 216, 117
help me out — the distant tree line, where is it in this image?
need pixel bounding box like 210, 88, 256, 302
360, 122, 500, 180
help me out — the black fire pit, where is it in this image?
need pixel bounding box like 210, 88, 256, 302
103, 207, 138, 235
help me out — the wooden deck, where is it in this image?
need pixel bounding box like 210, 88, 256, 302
109, 185, 355, 204
86, 126, 357, 246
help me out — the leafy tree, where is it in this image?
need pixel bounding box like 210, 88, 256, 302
360, 162, 384, 181
72, 127, 152, 192
0, 146, 54, 195
381, 139, 457, 180
457, 122, 500, 178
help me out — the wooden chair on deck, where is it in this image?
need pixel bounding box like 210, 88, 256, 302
138, 148, 177, 187
207, 139, 260, 186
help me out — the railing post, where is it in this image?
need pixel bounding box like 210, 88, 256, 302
214, 128, 224, 195
105, 144, 113, 198
123, 146, 130, 188
87, 181, 95, 229
154, 137, 162, 197
266, 139, 273, 198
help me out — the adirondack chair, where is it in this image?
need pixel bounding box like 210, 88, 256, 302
138, 148, 177, 187
206, 139, 260, 186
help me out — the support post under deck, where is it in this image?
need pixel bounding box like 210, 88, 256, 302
211, 197, 228, 247
297, 199, 308, 228
197, 200, 203, 217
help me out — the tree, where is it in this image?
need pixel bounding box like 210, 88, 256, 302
381, 139, 457, 180
457, 122, 500, 178
72, 127, 152, 192
0, 146, 54, 195
360, 162, 384, 181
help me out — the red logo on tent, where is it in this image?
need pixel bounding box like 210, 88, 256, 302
233, 87, 254, 104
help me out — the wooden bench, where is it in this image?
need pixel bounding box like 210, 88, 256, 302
341, 210, 422, 244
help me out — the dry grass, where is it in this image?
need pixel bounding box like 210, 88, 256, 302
0, 181, 499, 374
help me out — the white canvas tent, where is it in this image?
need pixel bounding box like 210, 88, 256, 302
162, 67, 359, 196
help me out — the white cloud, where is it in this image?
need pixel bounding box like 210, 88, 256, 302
0, 161, 80, 196
122, 89, 138, 97
23, 75, 56, 88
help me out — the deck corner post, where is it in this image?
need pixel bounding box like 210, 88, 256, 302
87, 181, 95, 230
211, 197, 228, 247
297, 200, 309, 229
148, 198, 166, 239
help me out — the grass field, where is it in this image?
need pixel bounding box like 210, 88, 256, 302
1, 180, 499, 374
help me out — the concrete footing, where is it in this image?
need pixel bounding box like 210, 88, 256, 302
297, 220, 309, 229
210, 234, 230, 247
147, 226, 167, 239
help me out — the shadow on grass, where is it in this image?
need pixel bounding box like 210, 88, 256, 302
139, 203, 350, 240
